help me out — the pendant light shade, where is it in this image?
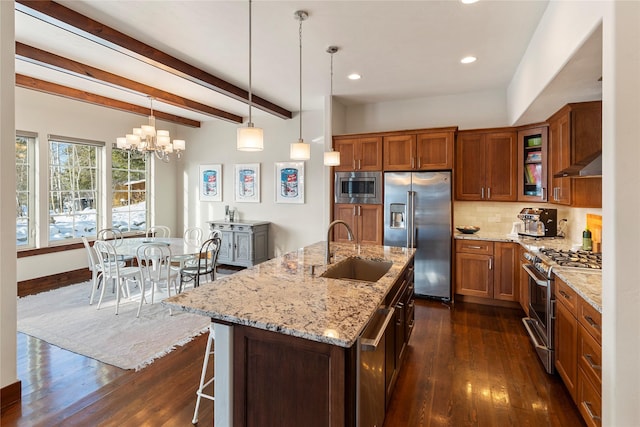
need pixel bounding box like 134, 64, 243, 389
237, 0, 264, 151
237, 124, 264, 151
290, 10, 310, 161
290, 139, 311, 160
324, 150, 340, 166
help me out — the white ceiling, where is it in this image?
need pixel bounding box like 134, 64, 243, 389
14, 0, 602, 126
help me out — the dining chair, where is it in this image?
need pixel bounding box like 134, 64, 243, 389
94, 240, 139, 315
146, 225, 171, 238
183, 227, 204, 246
82, 236, 104, 305
97, 227, 134, 263
179, 236, 222, 293
135, 243, 178, 318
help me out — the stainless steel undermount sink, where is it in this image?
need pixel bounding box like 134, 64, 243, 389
321, 257, 392, 282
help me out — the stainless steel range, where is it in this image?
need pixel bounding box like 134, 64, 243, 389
521, 247, 602, 374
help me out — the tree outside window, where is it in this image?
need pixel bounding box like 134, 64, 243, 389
48, 138, 99, 241
112, 148, 147, 232
16, 133, 35, 247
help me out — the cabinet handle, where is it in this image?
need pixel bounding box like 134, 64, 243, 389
541, 187, 546, 200
467, 245, 482, 250
353, 206, 357, 216
417, 157, 421, 168
584, 315, 601, 330
584, 353, 602, 371
481, 187, 484, 199
410, 157, 415, 168
358, 159, 361, 170
487, 187, 491, 199
489, 257, 493, 270
583, 401, 601, 422
352, 159, 356, 169
559, 290, 571, 300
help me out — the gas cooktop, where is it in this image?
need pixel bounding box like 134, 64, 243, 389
538, 248, 602, 269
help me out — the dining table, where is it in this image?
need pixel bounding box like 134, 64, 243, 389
113, 237, 202, 268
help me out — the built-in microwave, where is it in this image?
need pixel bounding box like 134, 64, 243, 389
334, 171, 382, 204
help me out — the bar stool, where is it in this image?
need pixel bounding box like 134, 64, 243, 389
192, 323, 215, 424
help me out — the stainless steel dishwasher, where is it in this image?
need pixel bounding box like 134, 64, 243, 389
357, 306, 395, 427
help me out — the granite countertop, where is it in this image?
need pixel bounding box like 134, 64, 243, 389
454, 232, 602, 313
163, 241, 415, 348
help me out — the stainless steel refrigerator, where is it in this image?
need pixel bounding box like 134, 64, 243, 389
384, 172, 452, 300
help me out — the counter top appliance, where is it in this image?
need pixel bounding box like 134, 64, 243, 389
517, 207, 557, 238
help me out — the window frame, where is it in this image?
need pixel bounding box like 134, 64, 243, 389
16, 131, 37, 249
111, 146, 149, 235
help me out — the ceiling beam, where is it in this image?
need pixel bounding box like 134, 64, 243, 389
16, 42, 242, 124
16, 74, 201, 128
15, 0, 293, 120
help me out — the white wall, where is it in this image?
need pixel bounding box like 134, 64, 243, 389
178, 110, 329, 256
601, 2, 640, 424
0, 0, 17, 391
342, 89, 509, 134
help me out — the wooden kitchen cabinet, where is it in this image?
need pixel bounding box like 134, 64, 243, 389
517, 125, 548, 202
455, 240, 518, 302
383, 129, 455, 171
554, 274, 602, 426
455, 129, 518, 201
518, 246, 530, 315
548, 101, 602, 207
555, 277, 579, 401
333, 204, 383, 245
333, 135, 382, 171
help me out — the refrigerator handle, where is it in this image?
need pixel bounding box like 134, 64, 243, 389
407, 191, 416, 248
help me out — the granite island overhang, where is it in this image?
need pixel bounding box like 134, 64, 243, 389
163, 241, 415, 427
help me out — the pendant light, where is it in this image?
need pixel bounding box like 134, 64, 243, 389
237, 0, 264, 151
324, 46, 341, 166
290, 10, 310, 160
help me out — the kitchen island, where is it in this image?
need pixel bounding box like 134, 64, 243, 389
164, 241, 415, 427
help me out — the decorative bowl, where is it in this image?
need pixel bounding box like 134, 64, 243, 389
456, 226, 480, 234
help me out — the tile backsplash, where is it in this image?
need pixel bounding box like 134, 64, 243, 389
453, 201, 602, 245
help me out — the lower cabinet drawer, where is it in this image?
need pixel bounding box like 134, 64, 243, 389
578, 367, 602, 427
578, 323, 602, 387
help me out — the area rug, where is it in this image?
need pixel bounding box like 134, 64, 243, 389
17, 281, 210, 371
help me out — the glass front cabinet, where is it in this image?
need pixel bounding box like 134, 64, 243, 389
517, 126, 548, 202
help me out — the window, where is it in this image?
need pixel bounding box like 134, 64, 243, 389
111, 148, 148, 232
16, 132, 36, 247
48, 136, 100, 242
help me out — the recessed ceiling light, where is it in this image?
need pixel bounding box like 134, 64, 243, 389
461, 0, 479, 4
460, 56, 477, 64
348, 73, 361, 80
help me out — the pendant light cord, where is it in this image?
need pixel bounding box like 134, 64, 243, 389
298, 16, 303, 141
248, 0, 253, 125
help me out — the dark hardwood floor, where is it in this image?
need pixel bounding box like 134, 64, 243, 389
2, 299, 583, 426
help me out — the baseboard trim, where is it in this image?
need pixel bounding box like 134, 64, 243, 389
454, 294, 522, 310
18, 268, 90, 297
1, 380, 21, 413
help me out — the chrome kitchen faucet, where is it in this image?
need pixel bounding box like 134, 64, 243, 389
326, 220, 354, 264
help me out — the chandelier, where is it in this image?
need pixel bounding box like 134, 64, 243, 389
116, 97, 185, 162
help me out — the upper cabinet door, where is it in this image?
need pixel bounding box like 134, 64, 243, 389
455, 132, 486, 200
517, 126, 548, 202
358, 137, 383, 171
334, 138, 358, 171
415, 131, 454, 170
485, 131, 517, 201
383, 134, 415, 170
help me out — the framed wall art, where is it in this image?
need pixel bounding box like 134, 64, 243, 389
199, 164, 222, 202
275, 161, 304, 204
234, 163, 260, 203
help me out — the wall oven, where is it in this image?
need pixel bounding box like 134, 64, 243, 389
335, 171, 382, 204
521, 252, 555, 374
